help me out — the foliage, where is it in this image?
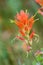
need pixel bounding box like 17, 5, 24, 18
0, 0, 43, 65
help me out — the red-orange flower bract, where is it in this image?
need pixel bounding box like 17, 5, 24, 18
35, 0, 43, 16
35, 0, 43, 6
29, 31, 35, 39
15, 10, 35, 36
38, 7, 43, 16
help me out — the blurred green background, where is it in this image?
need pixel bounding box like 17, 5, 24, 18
0, 0, 43, 65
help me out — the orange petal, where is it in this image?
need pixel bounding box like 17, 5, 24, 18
29, 31, 35, 39
20, 30, 26, 36
25, 26, 29, 31
16, 21, 24, 29
16, 36, 25, 41
28, 17, 34, 31
16, 10, 29, 26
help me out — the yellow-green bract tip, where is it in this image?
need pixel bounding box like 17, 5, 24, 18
10, 19, 15, 23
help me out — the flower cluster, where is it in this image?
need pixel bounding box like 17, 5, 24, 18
15, 10, 38, 52
15, 10, 35, 37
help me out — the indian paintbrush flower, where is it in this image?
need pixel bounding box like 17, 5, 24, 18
13, 10, 39, 52
15, 10, 36, 37
35, 0, 43, 16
